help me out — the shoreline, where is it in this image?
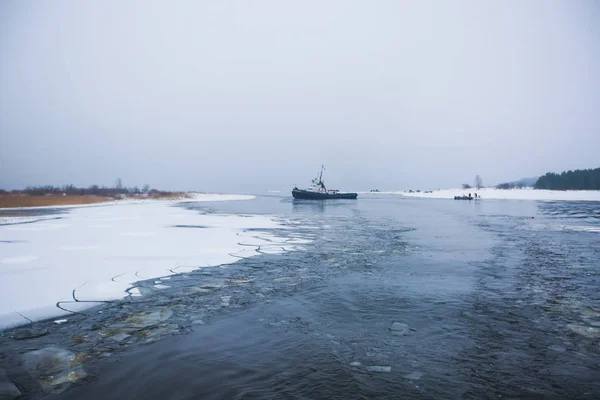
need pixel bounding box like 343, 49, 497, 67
359, 188, 600, 201
0, 195, 111, 209
0, 193, 195, 210
0, 192, 256, 213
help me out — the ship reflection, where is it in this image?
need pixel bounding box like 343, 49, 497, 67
292, 199, 326, 213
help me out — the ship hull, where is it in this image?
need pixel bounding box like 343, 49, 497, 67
292, 189, 358, 200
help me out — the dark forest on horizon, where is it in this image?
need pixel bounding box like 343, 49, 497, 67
534, 168, 600, 190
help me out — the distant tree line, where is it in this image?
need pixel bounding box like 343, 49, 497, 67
496, 182, 528, 190
0, 179, 176, 198
534, 168, 600, 190
18, 184, 151, 198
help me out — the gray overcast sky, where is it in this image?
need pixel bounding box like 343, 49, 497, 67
1, 0, 599, 193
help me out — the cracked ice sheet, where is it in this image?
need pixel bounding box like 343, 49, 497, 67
0, 198, 291, 329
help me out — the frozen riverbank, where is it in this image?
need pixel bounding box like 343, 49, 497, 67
0, 194, 300, 329
362, 188, 600, 201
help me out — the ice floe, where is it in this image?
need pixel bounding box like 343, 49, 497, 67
389, 322, 410, 336
187, 193, 256, 202
366, 365, 392, 373
21, 346, 87, 393
0, 195, 301, 329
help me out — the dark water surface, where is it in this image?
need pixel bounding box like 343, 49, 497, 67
6, 195, 600, 399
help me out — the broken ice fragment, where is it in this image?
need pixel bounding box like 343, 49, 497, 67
389, 322, 410, 336
44, 365, 87, 386
366, 366, 391, 373
404, 371, 423, 380
567, 324, 600, 338
22, 346, 78, 376
108, 333, 131, 342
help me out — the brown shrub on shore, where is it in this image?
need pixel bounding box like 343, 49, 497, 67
0, 194, 110, 208
146, 191, 192, 200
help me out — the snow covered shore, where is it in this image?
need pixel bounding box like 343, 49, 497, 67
365, 188, 600, 202
0, 193, 302, 329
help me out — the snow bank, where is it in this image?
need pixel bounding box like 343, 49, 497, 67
366, 188, 600, 201
0, 196, 298, 329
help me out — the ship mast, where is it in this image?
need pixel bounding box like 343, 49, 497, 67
318, 165, 326, 190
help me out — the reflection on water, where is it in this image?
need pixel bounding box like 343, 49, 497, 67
292, 198, 327, 213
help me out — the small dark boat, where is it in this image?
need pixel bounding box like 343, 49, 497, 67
292, 166, 358, 200
454, 194, 480, 200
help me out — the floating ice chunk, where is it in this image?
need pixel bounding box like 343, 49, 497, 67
12, 327, 49, 340
220, 296, 231, 306
349, 361, 362, 367
54, 319, 67, 324
366, 366, 392, 373
112, 309, 173, 330
45, 365, 87, 387
108, 333, 131, 342
390, 322, 410, 336
22, 346, 79, 377
567, 324, 600, 338
548, 345, 566, 352
404, 371, 423, 380
258, 247, 286, 255
230, 279, 253, 285
153, 284, 170, 290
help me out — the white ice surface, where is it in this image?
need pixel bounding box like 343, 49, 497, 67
187, 193, 255, 202
0, 216, 60, 225
0, 195, 291, 329
363, 188, 600, 201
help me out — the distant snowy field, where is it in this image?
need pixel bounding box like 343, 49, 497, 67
0, 193, 306, 329
362, 188, 600, 202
